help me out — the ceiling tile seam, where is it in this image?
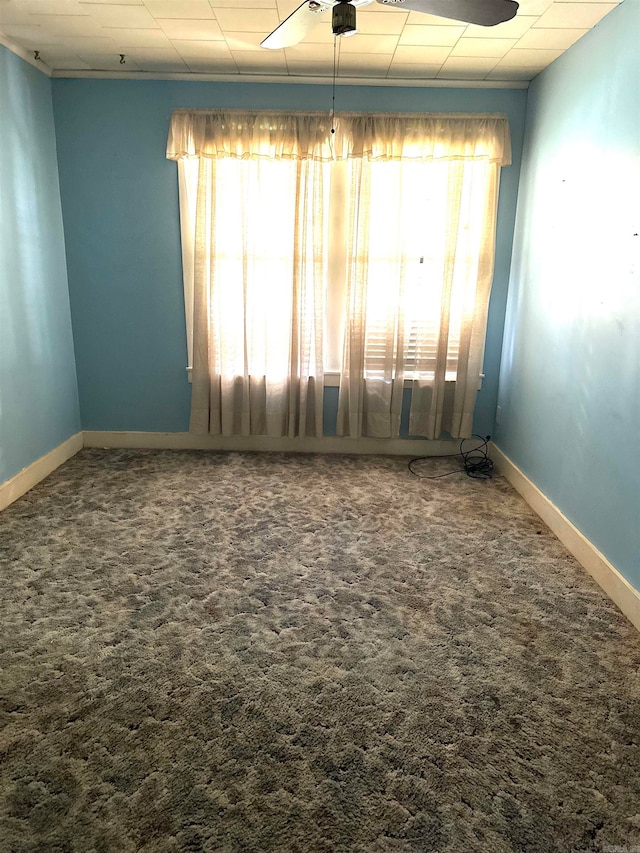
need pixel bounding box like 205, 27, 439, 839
384, 27, 452, 79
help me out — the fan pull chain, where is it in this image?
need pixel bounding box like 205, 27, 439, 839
331, 35, 337, 137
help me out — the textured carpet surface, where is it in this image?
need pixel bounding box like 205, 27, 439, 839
0, 449, 639, 853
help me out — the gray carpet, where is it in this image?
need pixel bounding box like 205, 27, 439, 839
0, 449, 639, 853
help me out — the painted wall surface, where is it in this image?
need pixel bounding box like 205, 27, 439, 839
496, 0, 640, 588
52, 79, 526, 437
0, 46, 80, 484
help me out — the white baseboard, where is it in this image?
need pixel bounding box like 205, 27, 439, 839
0, 432, 83, 512
82, 430, 459, 457
491, 443, 640, 632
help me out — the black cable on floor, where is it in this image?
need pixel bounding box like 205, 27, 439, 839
408, 435, 494, 480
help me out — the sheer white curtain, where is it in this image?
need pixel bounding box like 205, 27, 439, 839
335, 114, 511, 440
167, 110, 511, 441
167, 110, 334, 438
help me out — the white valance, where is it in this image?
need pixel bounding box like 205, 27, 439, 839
166, 109, 511, 166
341, 113, 511, 165
166, 109, 336, 162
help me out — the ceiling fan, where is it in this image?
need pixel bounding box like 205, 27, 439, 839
261, 0, 519, 50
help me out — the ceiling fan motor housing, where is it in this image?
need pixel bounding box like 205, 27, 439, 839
333, 1, 357, 36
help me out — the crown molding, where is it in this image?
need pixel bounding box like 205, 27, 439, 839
0, 30, 529, 88
50, 69, 529, 89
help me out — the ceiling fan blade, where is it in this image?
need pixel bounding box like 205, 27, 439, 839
261, 1, 331, 49
375, 0, 518, 26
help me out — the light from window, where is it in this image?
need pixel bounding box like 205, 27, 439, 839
181, 149, 495, 385
355, 158, 492, 383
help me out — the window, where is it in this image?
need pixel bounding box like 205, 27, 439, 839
182, 156, 330, 382
167, 110, 511, 440
346, 157, 492, 383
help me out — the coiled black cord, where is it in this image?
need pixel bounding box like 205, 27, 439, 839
408, 435, 494, 480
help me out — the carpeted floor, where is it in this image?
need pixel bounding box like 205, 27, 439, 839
0, 449, 639, 853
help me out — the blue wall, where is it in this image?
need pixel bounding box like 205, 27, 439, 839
0, 46, 80, 484
51, 79, 527, 436
496, 0, 640, 589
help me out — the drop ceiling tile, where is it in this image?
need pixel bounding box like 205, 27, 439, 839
231, 49, 287, 70
285, 59, 334, 75
464, 15, 537, 38
1, 0, 621, 79
497, 46, 564, 65
80, 3, 157, 27
276, 0, 305, 17
29, 14, 104, 35
451, 37, 517, 56
386, 62, 441, 78
368, 2, 407, 12
211, 0, 276, 6
125, 46, 189, 70
0, 23, 63, 45
485, 65, 537, 80
338, 52, 393, 74
534, 2, 617, 28
392, 44, 451, 63
442, 68, 493, 79
338, 33, 399, 53
171, 37, 233, 57
0, 2, 32, 24
514, 0, 554, 14
142, 0, 214, 18
186, 56, 238, 72
517, 26, 588, 48
353, 9, 408, 35
405, 11, 460, 25
39, 48, 91, 67
156, 17, 223, 39
213, 8, 280, 32
15, 0, 86, 13
59, 34, 118, 49
438, 56, 499, 76
76, 49, 141, 68
284, 41, 334, 61
101, 27, 169, 46
398, 25, 465, 46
